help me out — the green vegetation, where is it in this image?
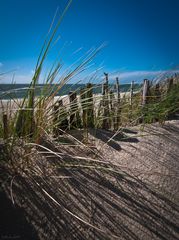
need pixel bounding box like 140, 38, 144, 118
0, 3, 103, 144
142, 81, 179, 123
0, 3, 179, 239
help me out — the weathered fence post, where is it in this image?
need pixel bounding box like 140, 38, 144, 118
53, 101, 60, 137
69, 91, 77, 129
174, 73, 179, 84
130, 80, 134, 106
109, 89, 115, 129
80, 84, 94, 129
167, 77, 174, 93
102, 82, 105, 96
142, 79, 150, 106
104, 72, 109, 95
86, 83, 94, 128
116, 77, 120, 104
80, 88, 87, 128
128, 80, 135, 123
102, 72, 110, 129
60, 99, 69, 130
114, 77, 121, 130
155, 83, 161, 102
53, 99, 69, 136
109, 90, 114, 112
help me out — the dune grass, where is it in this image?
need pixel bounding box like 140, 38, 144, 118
0, 2, 179, 239
0, 3, 104, 145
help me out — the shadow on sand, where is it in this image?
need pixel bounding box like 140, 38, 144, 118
0, 123, 179, 239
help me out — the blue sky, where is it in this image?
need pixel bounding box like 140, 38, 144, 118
0, 0, 179, 83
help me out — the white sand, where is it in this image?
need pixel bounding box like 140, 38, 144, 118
0, 92, 131, 115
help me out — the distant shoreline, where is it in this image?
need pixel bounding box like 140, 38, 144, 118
0, 83, 140, 100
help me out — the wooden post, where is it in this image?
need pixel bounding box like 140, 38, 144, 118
69, 91, 77, 129
80, 88, 86, 128
109, 90, 114, 129
53, 102, 60, 137
174, 73, 179, 84
86, 83, 94, 128
53, 99, 69, 136
130, 80, 134, 106
116, 77, 120, 104
155, 83, 161, 102
104, 72, 109, 95
102, 72, 110, 129
102, 83, 105, 96
167, 77, 174, 93
80, 84, 94, 129
109, 90, 114, 111
128, 80, 135, 123
3, 114, 8, 139
58, 99, 69, 133
69, 91, 82, 129
114, 77, 121, 130
142, 79, 150, 106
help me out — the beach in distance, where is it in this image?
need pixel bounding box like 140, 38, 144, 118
0, 90, 133, 116
0, 83, 140, 115
0, 83, 140, 99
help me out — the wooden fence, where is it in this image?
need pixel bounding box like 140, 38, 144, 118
52, 73, 178, 136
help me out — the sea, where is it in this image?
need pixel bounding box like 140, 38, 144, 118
0, 83, 140, 100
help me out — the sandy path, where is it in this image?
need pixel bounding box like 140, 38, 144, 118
1, 121, 179, 239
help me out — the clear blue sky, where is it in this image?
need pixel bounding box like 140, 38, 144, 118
0, 0, 179, 83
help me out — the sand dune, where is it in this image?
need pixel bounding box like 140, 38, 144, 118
0, 120, 179, 239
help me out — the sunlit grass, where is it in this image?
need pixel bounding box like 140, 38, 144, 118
0, 2, 179, 238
